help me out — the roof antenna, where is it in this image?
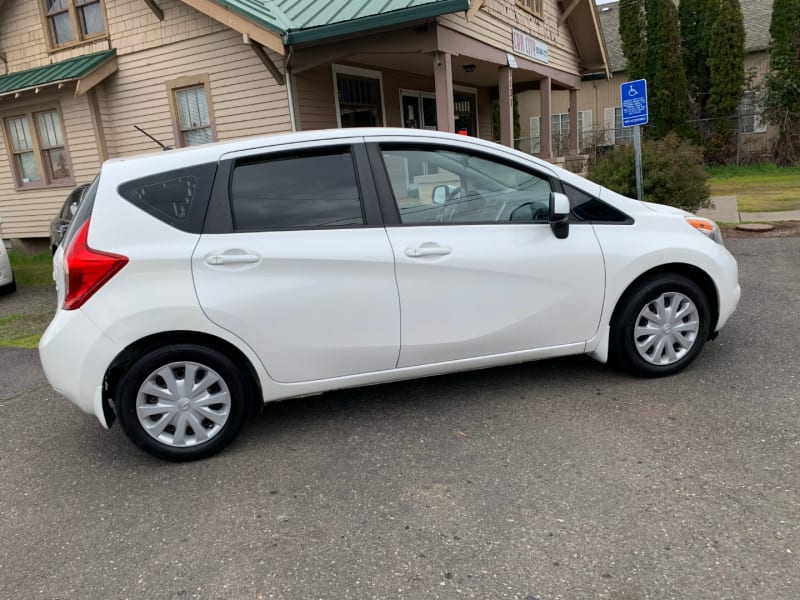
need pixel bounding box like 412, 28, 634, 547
134, 125, 173, 151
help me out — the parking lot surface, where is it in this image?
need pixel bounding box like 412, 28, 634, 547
1, 236, 798, 599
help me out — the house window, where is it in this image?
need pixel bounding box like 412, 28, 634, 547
613, 107, 633, 145
166, 77, 216, 147
529, 110, 592, 155
41, 0, 106, 48
4, 109, 72, 188
334, 65, 385, 128
739, 91, 767, 134
516, 0, 543, 17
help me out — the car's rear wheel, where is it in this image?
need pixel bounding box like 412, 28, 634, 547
610, 274, 711, 377
116, 344, 249, 461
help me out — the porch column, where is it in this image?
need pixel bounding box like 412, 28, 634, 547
498, 66, 514, 147
539, 76, 552, 159
568, 88, 579, 155
434, 52, 455, 133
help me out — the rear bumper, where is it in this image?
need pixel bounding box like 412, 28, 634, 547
39, 308, 120, 428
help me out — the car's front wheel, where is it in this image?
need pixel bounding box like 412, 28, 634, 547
116, 344, 250, 461
610, 274, 711, 377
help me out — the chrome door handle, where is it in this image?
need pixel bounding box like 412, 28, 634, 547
205, 254, 260, 265
405, 246, 452, 258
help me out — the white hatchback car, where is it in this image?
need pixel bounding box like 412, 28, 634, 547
40, 128, 740, 461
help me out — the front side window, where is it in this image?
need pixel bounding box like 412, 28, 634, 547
380, 146, 552, 225
42, 0, 106, 48
230, 148, 365, 231
4, 109, 72, 188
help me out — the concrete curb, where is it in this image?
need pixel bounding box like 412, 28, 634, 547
695, 196, 800, 223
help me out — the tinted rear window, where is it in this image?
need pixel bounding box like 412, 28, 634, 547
230, 148, 364, 230
118, 163, 216, 233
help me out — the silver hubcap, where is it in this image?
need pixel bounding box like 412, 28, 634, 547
135, 361, 231, 448
634, 292, 700, 366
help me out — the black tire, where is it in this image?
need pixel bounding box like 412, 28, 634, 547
610, 274, 711, 377
0, 280, 15, 295
116, 344, 250, 461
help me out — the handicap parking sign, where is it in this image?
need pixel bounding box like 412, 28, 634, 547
620, 79, 648, 127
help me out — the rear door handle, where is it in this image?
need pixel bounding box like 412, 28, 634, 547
405, 246, 452, 258
205, 253, 260, 265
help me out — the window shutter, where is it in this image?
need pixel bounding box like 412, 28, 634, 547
579, 110, 592, 152
604, 108, 615, 145
529, 116, 541, 153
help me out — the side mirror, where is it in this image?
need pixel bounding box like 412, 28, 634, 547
431, 185, 448, 205
549, 192, 570, 239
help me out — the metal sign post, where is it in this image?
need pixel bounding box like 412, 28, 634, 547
633, 125, 643, 201
620, 79, 649, 201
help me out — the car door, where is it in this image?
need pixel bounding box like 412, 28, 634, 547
367, 138, 606, 368
192, 140, 400, 383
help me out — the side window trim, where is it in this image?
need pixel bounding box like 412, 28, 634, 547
203, 159, 234, 234
365, 142, 402, 226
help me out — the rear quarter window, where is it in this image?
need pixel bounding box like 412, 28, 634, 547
118, 163, 217, 233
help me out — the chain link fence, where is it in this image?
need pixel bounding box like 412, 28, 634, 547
512, 111, 782, 167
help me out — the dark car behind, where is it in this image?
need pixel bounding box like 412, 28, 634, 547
50, 184, 90, 254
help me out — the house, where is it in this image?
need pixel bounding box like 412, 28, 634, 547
517, 0, 774, 160
0, 0, 609, 247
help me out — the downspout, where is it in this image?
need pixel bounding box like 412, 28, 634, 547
284, 45, 297, 132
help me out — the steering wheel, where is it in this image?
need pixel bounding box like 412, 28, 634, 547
509, 202, 548, 222
438, 186, 463, 222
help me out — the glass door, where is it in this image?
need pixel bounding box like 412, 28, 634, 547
401, 91, 437, 130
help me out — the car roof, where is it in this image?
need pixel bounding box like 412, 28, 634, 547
101, 128, 559, 179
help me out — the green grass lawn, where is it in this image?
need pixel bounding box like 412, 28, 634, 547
0, 252, 55, 348
7, 251, 54, 286
707, 164, 800, 212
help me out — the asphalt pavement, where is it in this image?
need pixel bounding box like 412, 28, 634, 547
0, 237, 798, 600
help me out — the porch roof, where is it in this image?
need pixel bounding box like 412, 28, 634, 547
0, 50, 117, 99
211, 0, 471, 44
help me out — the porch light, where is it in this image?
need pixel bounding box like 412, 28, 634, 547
463, 64, 476, 73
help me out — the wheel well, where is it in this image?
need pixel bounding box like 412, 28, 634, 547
103, 331, 264, 426
610, 263, 719, 336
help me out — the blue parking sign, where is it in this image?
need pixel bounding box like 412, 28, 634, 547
620, 79, 648, 127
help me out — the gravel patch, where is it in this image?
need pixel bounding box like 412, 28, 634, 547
0, 282, 57, 346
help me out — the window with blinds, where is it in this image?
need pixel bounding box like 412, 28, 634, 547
174, 86, 213, 147
4, 109, 72, 188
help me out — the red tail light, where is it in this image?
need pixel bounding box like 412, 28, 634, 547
63, 218, 128, 310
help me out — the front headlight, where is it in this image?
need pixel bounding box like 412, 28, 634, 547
686, 217, 724, 245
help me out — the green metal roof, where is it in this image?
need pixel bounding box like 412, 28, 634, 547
214, 0, 470, 45
0, 50, 116, 96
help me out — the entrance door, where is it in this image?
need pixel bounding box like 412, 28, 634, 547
454, 90, 477, 136
401, 91, 437, 130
